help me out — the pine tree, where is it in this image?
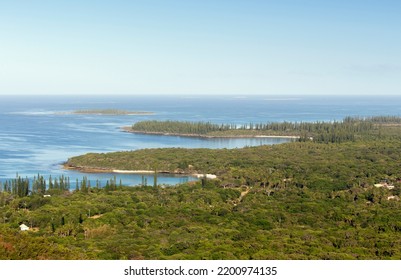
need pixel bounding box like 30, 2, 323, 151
153, 167, 158, 188
49, 175, 53, 190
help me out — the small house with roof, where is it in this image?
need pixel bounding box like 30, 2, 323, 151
19, 223, 29, 231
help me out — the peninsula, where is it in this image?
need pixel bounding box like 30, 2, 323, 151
122, 120, 300, 138
121, 117, 396, 140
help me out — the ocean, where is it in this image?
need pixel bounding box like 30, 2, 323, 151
0, 94, 400, 187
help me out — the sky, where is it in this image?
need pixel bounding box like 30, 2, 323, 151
0, 0, 400, 96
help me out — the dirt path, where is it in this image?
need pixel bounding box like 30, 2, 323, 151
239, 188, 250, 202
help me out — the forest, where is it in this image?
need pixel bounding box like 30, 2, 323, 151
1, 116, 401, 259
128, 116, 401, 143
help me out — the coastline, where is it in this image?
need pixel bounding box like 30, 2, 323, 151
121, 126, 300, 139
63, 127, 299, 179
63, 163, 215, 178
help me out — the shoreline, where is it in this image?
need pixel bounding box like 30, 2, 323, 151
121, 127, 300, 139
63, 163, 214, 178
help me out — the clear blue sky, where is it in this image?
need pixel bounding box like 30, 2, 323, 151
0, 0, 400, 95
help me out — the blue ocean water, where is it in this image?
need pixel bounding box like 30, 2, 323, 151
0, 94, 400, 186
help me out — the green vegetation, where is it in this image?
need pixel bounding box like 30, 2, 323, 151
129, 116, 401, 143
72, 109, 153, 115
1, 174, 70, 198
66, 140, 401, 191
2, 116, 401, 259
1, 175, 401, 259
130, 120, 234, 135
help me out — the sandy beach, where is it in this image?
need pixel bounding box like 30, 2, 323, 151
121, 126, 300, 139
112, 169, 155, 174
64, 163, 216, 178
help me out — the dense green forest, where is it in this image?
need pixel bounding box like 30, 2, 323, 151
128, 116, 401, 143
65, 140, 401, 191
129, 120, 234, 135
1, 166, 400, 259
2, 116, 401, 259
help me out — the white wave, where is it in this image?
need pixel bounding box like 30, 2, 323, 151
263, 98, 302, 101
8, 110, 59, 116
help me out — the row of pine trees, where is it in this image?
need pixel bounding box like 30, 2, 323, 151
132, 120, 234, 135
131, 116, 401, 143
0, 174, 127, 197
0, 173, 161, 198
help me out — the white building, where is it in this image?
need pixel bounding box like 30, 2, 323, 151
19, 224, 29, 231
196, 174, 217, 179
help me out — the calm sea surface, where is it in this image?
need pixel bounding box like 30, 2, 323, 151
0, 94, 400, 186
